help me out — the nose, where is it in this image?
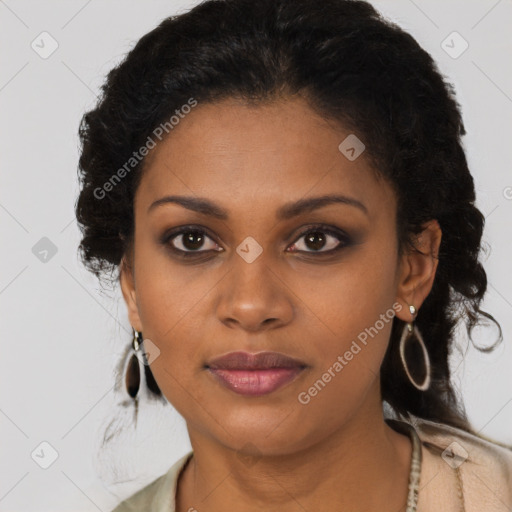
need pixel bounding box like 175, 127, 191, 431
215, 255, 294, 333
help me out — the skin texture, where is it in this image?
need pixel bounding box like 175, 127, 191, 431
120, 96, 442, 512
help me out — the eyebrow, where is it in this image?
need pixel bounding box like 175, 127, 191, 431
147, 193, 368, 219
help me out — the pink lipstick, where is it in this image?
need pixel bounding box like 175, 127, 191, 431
206, 351, 307, 396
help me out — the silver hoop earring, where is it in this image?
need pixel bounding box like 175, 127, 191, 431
399, 305, 431, 391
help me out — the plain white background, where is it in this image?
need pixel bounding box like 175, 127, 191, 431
1, 0, 511, 510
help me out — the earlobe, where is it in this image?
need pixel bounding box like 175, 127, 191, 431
394, 219, 442, 322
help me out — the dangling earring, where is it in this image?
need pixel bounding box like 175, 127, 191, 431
125, 328, 142, 400
399, 304, 431, 391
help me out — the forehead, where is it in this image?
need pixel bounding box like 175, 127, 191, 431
136, 97, 393, 221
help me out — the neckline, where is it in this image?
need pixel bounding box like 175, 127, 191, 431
172, 420, 422, 512
385, 418, 422, 512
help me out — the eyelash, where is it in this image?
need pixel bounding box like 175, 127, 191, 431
160, 223, 352, 259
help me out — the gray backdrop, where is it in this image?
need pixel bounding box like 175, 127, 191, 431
1, 0, 511, 510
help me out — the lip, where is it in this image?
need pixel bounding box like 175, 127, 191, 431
205, 351, 307, 396
207, 350, 307, 370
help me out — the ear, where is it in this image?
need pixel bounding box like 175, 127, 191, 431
119, 255, 143, 332
394, 219, 442, 323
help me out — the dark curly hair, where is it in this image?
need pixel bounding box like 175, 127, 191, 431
75, 0, 503, 437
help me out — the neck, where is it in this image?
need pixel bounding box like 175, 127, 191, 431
176, 388, 413, 512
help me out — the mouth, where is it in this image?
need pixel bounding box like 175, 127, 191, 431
205, 351, 308, 396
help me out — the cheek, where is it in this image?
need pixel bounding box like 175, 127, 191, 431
287, 266, 397, 442
293, 235, 399, 388
131, 245, 225, 404
298, 234, 397, 339
133, 269, 209, 418
133, 233, 211, 336
134, 270, 208, 365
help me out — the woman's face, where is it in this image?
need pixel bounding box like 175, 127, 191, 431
121, 96, 439, 455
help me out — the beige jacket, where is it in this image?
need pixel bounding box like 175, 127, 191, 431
111, 417, 512, 511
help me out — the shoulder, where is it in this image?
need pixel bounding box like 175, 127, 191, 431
411, 416, 512, 511
110, 451, 193, 512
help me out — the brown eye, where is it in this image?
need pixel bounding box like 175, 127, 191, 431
288, 225, 351, 254
304, 231, 329, 251
169, 229, 219, 253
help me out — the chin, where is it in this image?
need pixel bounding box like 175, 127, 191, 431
213, 408, 314, 456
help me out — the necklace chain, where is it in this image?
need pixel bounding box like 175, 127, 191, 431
387, 419, 466, 512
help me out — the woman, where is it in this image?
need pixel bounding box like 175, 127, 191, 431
75, 0, 512, 510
